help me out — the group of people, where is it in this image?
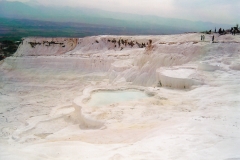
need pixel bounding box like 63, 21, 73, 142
218, 28, 226, 35
201, 35, 205, 41
200, 34, 214, 42
230, 27, 237, 35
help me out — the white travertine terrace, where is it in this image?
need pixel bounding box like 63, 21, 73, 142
0, 33, 240, 159
156, 67, 202, 89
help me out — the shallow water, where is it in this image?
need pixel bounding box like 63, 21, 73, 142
86, 90, 150, 107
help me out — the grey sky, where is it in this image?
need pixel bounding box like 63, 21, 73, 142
6, 0, 240, 24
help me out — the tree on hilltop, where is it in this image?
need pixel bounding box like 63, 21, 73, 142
235, 24, 239, 33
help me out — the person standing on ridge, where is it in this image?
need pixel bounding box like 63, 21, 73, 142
231, 28, 233, 35
212, 35, 214, 42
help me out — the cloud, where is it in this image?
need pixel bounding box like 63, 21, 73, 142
170, 0, 240, 24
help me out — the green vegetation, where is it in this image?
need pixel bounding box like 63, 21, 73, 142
0, 40, 20, 60
0, 17, 184, 42
0, 18, 98, 41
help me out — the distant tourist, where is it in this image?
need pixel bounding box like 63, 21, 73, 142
212, 35, 214, 42
201, 35, 203, 41
231, 28, 234, 35
203, 35, 205, 41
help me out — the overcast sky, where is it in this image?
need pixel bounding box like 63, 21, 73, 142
6, 0, 240, 24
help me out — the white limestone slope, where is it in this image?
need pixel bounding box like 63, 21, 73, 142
15, 37, 78, 56
0, 33, 240, 160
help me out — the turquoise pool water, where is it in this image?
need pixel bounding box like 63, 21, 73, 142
86, 90, 149, 107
